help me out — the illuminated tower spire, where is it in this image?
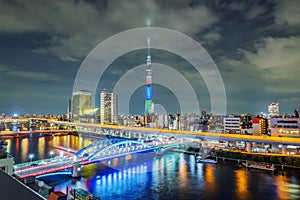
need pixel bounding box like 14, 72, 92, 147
145, 37, 153, 115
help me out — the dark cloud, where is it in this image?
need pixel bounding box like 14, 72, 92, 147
0, 0, 299, 115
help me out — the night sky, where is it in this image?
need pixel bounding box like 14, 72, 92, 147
0, 0, 299, 115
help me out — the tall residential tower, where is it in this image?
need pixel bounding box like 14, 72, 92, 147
100, 89, 118, 124
145, 37, 154, 115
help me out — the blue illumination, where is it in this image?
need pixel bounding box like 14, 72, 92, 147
36, 171, 72, 178
146, 86, 152, 100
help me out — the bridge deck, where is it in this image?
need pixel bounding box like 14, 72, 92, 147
71, 122, 300, 145
14, 142, 179, 178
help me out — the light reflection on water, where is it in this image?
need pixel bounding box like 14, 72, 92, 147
51, 152, 300, 200
4, 135, 300, 200
4, 135, 94, 163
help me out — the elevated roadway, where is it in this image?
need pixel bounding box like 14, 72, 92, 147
4, 118, 300, 146
54, 121, 300, 146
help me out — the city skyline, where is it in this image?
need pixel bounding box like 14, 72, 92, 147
0, 0, 299, 115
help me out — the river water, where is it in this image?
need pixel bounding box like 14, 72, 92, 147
3, 135, 300, 200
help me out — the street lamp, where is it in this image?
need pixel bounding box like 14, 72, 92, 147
29, 154, 34, 163
50, 151, 54, 159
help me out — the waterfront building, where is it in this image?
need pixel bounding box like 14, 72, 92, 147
223, 114, 253, 134
252, 117, 268, 135
100, 89, 118, 124
209, 115, 224, 132
72, 90, 92, 122
240, 114, 252, 134
268, 102, 279, 117
268, 117, 300, 137
224, 115, 241, 134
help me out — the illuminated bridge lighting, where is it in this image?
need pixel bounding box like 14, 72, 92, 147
36, 171, 72, 179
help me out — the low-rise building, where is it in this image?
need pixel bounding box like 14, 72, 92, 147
268, 117, 300, 137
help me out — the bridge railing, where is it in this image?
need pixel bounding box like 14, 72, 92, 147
14, 157, 62, 169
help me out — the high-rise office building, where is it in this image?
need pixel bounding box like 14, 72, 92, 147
67, 98, 72, 122
72, 90, 92, 122
145, 37, 154, 115
252, 117, 268, 135
268, 102, 279, 117
100, 89, 118, 124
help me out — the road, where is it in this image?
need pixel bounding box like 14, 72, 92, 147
54, 120, 300, 145
14, 156, 78, 178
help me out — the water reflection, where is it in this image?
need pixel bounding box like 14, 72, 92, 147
204, 163, 216, 199
3, 135, 300, 200
178, 154, 189, 187
21, 138, 29, 162
38, 137, 45, 158
235, 169, 249, 199
274, 174, 300, 200
4, 135, 94, 163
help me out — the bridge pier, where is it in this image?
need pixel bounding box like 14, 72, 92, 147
146, 135, 151, 141
72, 163, 82, 178
281, 145, 287, 155
246, 142, 252, 152
156, 147, 163, 155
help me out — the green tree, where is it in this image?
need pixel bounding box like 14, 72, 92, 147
293, 157, 300, 167
270, 156, 281, 164
285, 157, 294, 165
241, 154, 247, 160
257, 156, 265, 162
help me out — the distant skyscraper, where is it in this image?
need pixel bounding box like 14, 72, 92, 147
100, 89, 118, 124
72, 90, 92, 122
268, 102, 279, 117
145, 37, 154, 115
67, 98, 72, 122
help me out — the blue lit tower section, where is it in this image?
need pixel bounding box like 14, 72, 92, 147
145, 37, 154, 115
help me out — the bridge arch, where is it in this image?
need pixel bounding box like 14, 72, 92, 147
160, 144, 181, 152
88, 140, 152, 161
75, 138, 124, 157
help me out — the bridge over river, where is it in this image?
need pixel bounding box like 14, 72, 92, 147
14, 138, 185, 179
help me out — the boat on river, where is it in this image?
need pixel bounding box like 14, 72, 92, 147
195, 143, 217, 164
242, 161, 276, 171
195, 156, 218, 164
70, 188, 100, 200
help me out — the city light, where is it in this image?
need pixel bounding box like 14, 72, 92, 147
29, 154, 34, 162
49, 151, 54, 159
